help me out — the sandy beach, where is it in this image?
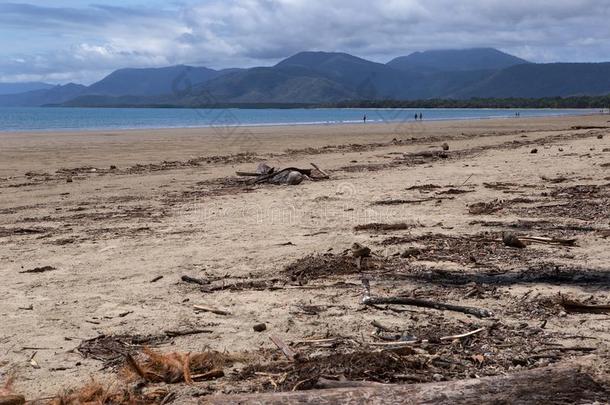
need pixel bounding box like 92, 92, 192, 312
1, 114, 609, 401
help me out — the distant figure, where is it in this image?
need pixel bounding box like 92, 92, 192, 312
419, 113, 423, 120
414, 113, 418, 121
363, 114, 367, 124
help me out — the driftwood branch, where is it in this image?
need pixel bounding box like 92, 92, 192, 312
561, 298, 610, 314
520, 236, 577, 246
181, 275, 209, 286
270, 335, 299, 361
362, 295, 492, 318
310, 163, 330, 179
193, 305, 231, 316
200, 358, 608, 404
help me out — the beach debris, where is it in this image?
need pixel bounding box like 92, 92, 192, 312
150, 275, 163, 283
1, 378, 24, 405
468, 199, 504, 215
362, 279, 492, 318
66, 176, 73, 183
372, 197, 446, 205
597, 134, 604, 139
269, 170, 304, 185
236, 162, 329, 186
53, 379, 170, 404
354, 222, 415, 232
0, 227, 49, 238
283, 253, 372, 282
560, 297, 610, 314
310, 162, 330, 179
502, 232, 527, 249
441, 142, 450, 151
19, 265, 56, 274
518, 236, 577, 247
270, 335, 299, 361
193, 304, 232, 316
28, 352, 40, 369
351, 243, 371, 258
123, 348, 233, 384
253, 323, 267, 332
531, 148, 538, 154
207, 360, 608, 404
164, 329, 213, 338
181, 275, 210, 286
77, 334, 172, 368
256, 162, 274, 175
0, 395, 25, 405
400, 247, 422, 258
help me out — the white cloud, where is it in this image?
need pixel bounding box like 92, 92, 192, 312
1, 0, 610, 83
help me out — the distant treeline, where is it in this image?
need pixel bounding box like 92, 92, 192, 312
51, 96, 610, 110
320, 96, 610, 109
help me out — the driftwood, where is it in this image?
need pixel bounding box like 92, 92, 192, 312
200, 358, 608, 404
361, 281, 492, 318
372, 197, 451, 206
164, 329, 213, 337
192, 369, 224, 381
181, 275, 209, 286
253, 168, 312, 184
369, 328, 486, 347
270, 335, 299, 361
237, 163, 329, 185
193, 305, 231, 316
19, 266, 56, 274
315, 378, 388, 389
561, 298, 610, 314
310, 163, 330, 179
520, 236, 577, 247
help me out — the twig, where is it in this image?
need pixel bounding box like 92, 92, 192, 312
368, 327, 486, 347
150, 275, 163, 283
192, 369, 224, 381
520, 236, 577, 247
459, 174, 474, 187
440, 327, 486, 341
310, 163, 330, 179
362, 288, 492, 318
181, 275, 210, 286
561, 298, 610, 314
270, 335, 299, 361
371, 320, 393, 332
19, 266, 56, 274
193, 305, 231, 316
125, 353, 146, 378
164, 329, 213, 337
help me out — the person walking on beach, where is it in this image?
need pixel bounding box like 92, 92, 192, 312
419, 113, 423, 120
363, 114, 367, 124
414, 113, 418, 121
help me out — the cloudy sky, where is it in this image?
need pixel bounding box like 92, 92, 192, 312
1, 0, 610, 84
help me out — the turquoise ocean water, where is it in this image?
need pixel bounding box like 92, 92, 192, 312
0, 107, 600, 132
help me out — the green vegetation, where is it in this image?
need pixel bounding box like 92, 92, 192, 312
321, 96, 610, 109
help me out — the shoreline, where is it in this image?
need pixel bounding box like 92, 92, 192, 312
1, 114, 608, 178
0, 108, 603, 135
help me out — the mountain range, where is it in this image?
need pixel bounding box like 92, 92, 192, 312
1, 48, 610, 107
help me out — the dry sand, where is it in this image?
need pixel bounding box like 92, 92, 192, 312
1, 115, 609, 402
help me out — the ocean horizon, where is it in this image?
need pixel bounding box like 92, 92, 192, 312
0, 106, 601, 133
